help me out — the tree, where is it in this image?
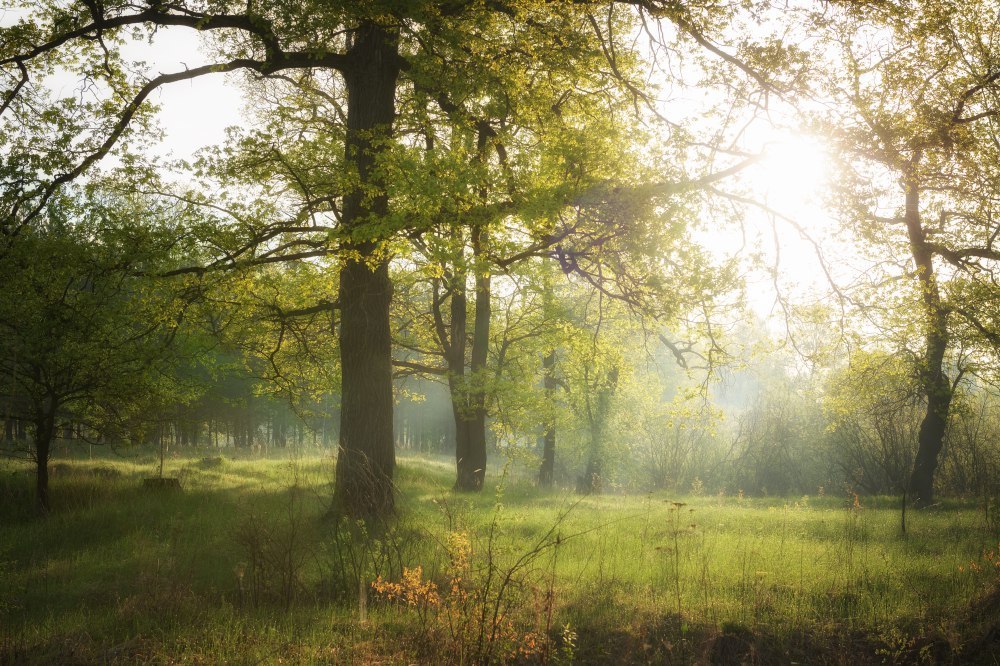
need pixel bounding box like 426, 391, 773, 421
806, 0, 1000, 506
2, 2, 405, 515
824, 352, 924, 495
0, 187, 191, 512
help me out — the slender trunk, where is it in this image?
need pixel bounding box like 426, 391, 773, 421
538, 261, 557, 488
538, 348, 557, 488
33, 398, 56, 513
455, 125, 495, 491
334, 21, 400, 517
903, 180, 952, 508
456, 225, 490, 491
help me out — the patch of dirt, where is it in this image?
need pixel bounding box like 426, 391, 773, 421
194, 456, 225, 469
142, 477, 182, 491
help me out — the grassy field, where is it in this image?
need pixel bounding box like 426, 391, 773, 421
1, 450, 998, 664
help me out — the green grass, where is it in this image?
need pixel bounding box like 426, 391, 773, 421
1, 450, 998, 664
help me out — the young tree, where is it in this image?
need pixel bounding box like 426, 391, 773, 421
0, 188, 192, 512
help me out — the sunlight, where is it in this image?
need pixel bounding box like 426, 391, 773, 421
690, 130, 840, 309
7, 3, 1000, 660
754, 135, 832, 213
725, 130, 844, 316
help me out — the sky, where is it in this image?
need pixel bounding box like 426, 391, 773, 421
0, 6, 242, 157
121, 30, 245, 160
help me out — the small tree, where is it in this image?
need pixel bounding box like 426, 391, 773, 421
824, 352, 924, 495
0, 188, 188, 513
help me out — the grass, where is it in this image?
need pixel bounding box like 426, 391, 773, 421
1, 449, 998, 664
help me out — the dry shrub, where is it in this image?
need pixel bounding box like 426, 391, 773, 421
371, 523, 566, 664
115, 574, 198, 620
233, 486, 312, 610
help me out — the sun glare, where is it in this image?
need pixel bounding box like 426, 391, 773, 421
753, 136, 832, 214
724, 131, 843, 310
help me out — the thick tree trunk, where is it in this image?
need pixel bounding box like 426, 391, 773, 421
334, 22, 400, 517
908, 305, 952, 506
902, 182, 952, 508
577, 367, 618, 495
909, 364, 951, 506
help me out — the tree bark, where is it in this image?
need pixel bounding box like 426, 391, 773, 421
33, 398, 56, 514
334, 21, 400, 517
538, 348, 557, 488
446, 255, 475, 489
903, 181, 952, 508
538, 261, 557, 488
455, 225, 490, 491
578, 367, 618, 495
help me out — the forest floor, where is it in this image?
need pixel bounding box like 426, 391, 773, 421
0, 450, 998, 664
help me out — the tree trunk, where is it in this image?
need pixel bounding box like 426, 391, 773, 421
456, 225, 490, 491
33, 399, 56, 513
334, 21, 400, 517
903, 181, 952, 508
909, 314, 951, 506
538, 261, 557, 488
446, 253, 475, 488
578, 367, 618, 495
538, 348, 557, 488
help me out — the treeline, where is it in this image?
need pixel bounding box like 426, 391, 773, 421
0, 373, 455, 457
10, 317, 999, 508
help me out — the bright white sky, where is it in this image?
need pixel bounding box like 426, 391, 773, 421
738, 128, 843, 311
121, 30, 245, 159
0, 7, 243, 157
682, 114, 843, 323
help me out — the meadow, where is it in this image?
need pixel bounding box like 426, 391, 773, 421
1, 451, 998, 664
